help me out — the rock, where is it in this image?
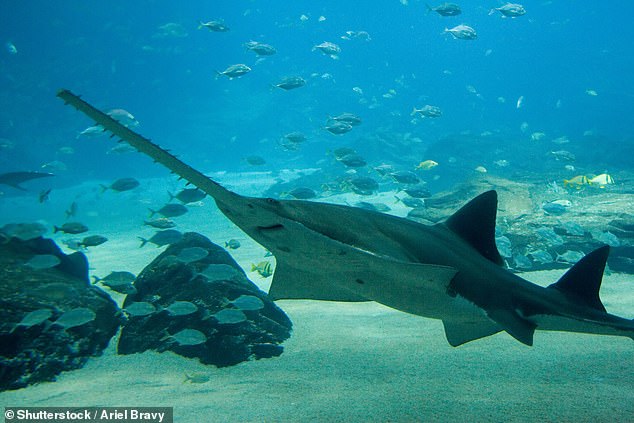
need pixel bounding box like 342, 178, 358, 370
608, 214, 634, 239
406, 178, 634, 273
607, 246, 634, 273
117, 232, 292, 367
415, 175, 533, 222
0, 236, 122, 391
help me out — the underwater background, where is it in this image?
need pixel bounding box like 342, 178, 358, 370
1, 1, 634, 422
1, 1, 634, 186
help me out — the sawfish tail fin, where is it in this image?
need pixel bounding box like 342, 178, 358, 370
482, 245, 611, 347
548, 245, 610, 313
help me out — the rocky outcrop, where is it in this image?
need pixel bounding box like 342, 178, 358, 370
118, 232, 292, 367
0, 236, 122, 391
412, 177, 634, 273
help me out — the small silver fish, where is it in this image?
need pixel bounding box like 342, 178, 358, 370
168, 328, 207, 346
123, 302, 157, 317
184, 373, 211, 383
1, 222, 47, 241
556, 250, 585, 264
52, 308, 96, 329
216, 64, 251, 79
175, 247, 209, 263
231, 295, 264, 311
24, 254, 61, 270
213, 308, 247, 324
224, 239, 241, 249
444, 24, 477, 40
194, 264, 244, 283
164, 301, 198, 316
11, 309, 53, 333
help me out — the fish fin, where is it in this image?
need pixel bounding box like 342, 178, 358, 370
270, 252, 457, 314
269, 262, 367, 301
547, 245, 609, 312
441, 190, 504, 266
0, 171, 54, 190
266, 213, 458, 305
486, 309, 536, 346
269, 259, 457, 304
442, 320, 502, 347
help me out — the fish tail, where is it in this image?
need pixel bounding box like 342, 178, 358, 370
138, 236, 148, 248
425, 4, 432, 13
91, 275, 101, 284
167, 191, 176, 202
99, 184, 108, 193
148, 208, 157, 218
250, 263, 257, 272
53, 226, 60, 234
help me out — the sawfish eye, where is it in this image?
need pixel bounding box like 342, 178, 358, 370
265, 198, 279, 205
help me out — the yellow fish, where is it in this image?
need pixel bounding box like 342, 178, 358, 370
588, 173, 614, 188
251, 261, 273, 278
563, 175, 589, 188
415, 160, 438, 170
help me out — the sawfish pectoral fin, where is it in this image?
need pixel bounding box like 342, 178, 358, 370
442, 320, 502, 347
269, 262, 368, 301
264, 213, 458, 305
269, 257, 457, 304
487, 309, 536, 346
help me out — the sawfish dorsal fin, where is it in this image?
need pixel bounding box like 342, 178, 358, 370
443, 190, 504, 266
548, 245, 609, 312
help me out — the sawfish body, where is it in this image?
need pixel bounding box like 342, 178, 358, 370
57, 89, 634, 346
0, 171, 54, 190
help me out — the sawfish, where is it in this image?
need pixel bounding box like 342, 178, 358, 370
0, 171, 54, 190
57, 89, 634, 346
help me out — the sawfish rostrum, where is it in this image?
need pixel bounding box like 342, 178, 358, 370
57, 89, 634, 347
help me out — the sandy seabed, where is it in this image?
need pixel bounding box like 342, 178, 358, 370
1, 174, 633, 422
2, 268, 633, 421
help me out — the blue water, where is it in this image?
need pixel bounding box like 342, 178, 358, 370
1, 1, 633, 189
2, 3, 634, 418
